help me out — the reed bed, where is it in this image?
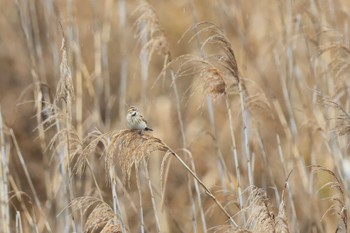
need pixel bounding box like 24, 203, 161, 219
0, 0, 350, 232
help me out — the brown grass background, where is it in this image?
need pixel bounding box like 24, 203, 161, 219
0, 0, 350, 232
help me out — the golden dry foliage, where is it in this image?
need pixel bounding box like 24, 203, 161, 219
312, 166, 348, 233
106, 129, 168, 185
134, 0, 170, 61
55, 39, 74, 105
324, 100, 350, 137
275, 194, 289, 233
66, 128, 170, 185
2, 0, 350, 232
70, 197, 121, 233
245, 187, 276, 232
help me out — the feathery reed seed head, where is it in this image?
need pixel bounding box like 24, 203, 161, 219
56, 38, 74, 105
134, 0, 170, 60
107, 129, 168, 185
201, 66, 226, 98
70, 197, 121, 233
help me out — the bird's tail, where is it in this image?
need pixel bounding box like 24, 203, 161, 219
145, 127, 153, 131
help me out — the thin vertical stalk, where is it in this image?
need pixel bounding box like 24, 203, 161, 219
141, 21, 149, 109
142, 159, 161, 232
15, 211, 23, 233
9, 130, 43, 211
66, 0, 73, 66
256, 129, 280, 204
108, 137, 126, 233
15, 1, 53, 225
169, 67, 206, 231
63, 103, 77, 233
8, 174, 40, 232
111, 179, 126, 233
276, 134, 299, 232
94, 30, 103, 121
136, 170, 145, 233
28, 0, 46, 82
0, 107, 10, 233
73, 29, 83, 138
225, 95, 244, 222
190, 158, 206, 232
102, 0, 113, 127
170, 69, 186, 147
187, 174, 197, 233
238, 82, 253, 187
182, 149, 207, 232
118, 0, 128, 119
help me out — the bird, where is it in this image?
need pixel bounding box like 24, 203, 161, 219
126, 106, 153, 133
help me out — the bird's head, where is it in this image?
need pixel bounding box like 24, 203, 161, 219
127, 106, 139, 117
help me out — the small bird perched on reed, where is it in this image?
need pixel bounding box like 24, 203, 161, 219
126, 106, 153, 133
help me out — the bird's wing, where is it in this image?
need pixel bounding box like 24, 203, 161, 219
141, 115, 148, 124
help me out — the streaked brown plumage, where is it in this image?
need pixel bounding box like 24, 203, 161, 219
126, 106, 153, 132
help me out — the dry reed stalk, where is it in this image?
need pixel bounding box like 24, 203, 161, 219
188, 176, 198, 233
134, 2, 208, 231
142, 158, 161, 232
165, 53, 243, 225
256, 129, 280, 203
72, 31, 84, 138
0, 107, 10, 233
9, 130, 45, 220
93, 26, 103, 124
14, 0, 36, 67
134, 0, 186, 147
7, 115, 53, 231
15, 211, 23, 233
182, 148, 207, 232
182, 22, 252, 222
110, 177, 126, 233
276, 135, 299, 230
189, 2, 238, 209
184, 21, 255, 195
159, 152, 172, 209
8, 182, 35, 231
135, 168, 145, 233
50, 36, 77, 232
196, 24, 253, 189
118, 0, 128, 120
275, 177, 291, 233
31, 85, 56, 213
13, 2, 60, 229
101, 0, 114, 128
274, 5, 310, 194
275, 199, 289, 233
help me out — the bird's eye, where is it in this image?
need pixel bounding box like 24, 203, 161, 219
131, 112, 136, 116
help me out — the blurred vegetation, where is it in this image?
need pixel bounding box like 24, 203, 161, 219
0, 0, 350, 232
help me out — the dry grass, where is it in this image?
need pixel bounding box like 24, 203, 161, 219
70, 197, 121, 233
1, 0, 350, 232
